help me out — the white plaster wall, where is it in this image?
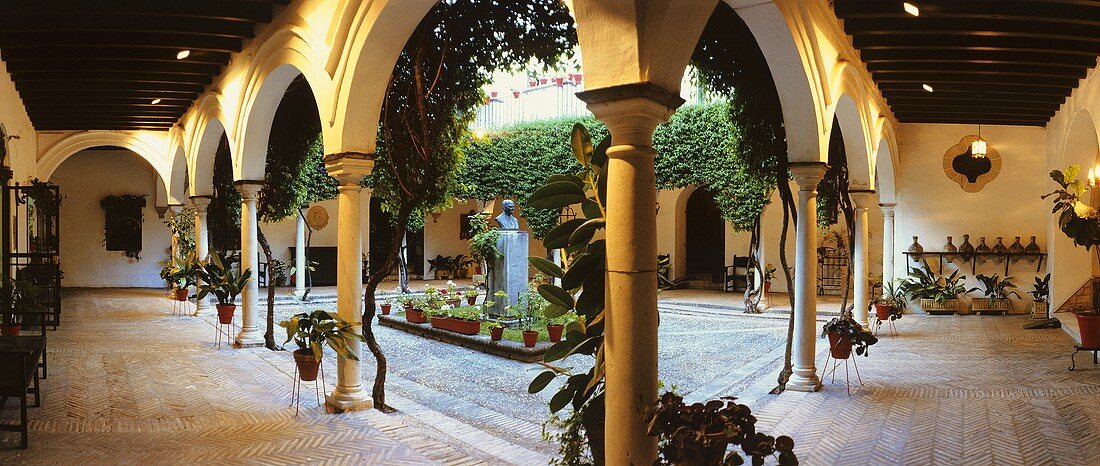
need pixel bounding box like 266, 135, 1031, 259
895, 123, 1048, 311
258, 197, 341, 265
50, 149, 172, 288
421, 199, 548, 276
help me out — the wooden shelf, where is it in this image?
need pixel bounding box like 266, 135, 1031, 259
902, 251, 1046, 276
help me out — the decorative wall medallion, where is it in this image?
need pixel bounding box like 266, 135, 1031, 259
943, 135, 1001, 192
306, 205, 329, 231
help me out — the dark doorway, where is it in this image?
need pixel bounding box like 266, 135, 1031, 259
685, 188, 724, 285
368, 197, 425, 279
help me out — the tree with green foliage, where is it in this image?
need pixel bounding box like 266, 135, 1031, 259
364, 0, 576, 412
209, 137, 241, 251
256, 77, 338, 350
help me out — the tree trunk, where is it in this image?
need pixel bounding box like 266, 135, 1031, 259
257, 226, 278, 351
362, 207, 413, 413
772, 164, 798, 395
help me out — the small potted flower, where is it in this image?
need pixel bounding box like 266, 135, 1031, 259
168, 254, 200, 302
513, 288, 545, 348
379, 299, 392, 316
197, 251, 251, 325
762, 263, 776, 294
487, 321, 505, 341
393, 294, 416, 313
278, 310, 365, 382
821, 316, 878, 359
545, 310, 576, 343
407, 297, 429, 324
464, 287, 479, 305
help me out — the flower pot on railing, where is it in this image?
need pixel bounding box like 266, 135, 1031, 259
292, 349, 321, 382
216, 304, 236, 325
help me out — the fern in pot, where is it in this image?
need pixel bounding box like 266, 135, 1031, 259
279, 310, 364, 382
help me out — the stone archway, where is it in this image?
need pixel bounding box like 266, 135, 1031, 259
684, 188, 725, 287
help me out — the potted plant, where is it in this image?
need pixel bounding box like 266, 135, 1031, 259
873, 280, 905, 322
644, 392, 797, 466
278, 310, 365, 382
762, 263, 776, 294
167, 253, 199, 302
1, 279, 46, 336
429, 304, 483, 335
545, 310, 576, 343
379, 299, 392, 316
268, 259, 291, 287
1043, 165, 1100, 346
900, 261, 975, 315
1029, 273, 1051, 318
393, 294, 416, 313
464, 287, 479, 305
821, 316, 878, 359
487, 321, 505, 341
197, 251, 251, 325
973, 274, 1021, 315
407, 297, 429, 324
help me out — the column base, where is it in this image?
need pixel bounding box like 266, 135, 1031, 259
292, 288, 307, 299
787, 370, 823, 392
194, 300, 212, 317
234, 329, 265, 348
325, 387, 373, 413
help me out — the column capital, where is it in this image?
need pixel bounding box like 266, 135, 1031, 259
879, 202, 897, 215
849, 189, 876, 209
190, 195, 212, 209
789, 162, 829, 190
234, 180, 264, 199
324, 152, 375, 186
577, 82, 683, 147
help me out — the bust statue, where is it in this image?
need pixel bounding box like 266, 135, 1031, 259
495, 199, 520, 230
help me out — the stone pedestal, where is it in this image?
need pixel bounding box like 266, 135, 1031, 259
489, 230, 529, 317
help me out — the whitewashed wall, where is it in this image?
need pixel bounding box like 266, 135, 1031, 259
50, 149, 172, 287
895, 123, 1048, 312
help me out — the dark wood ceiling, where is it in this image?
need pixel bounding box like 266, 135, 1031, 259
0, 0, 290, 131
834, 0, 1100, 127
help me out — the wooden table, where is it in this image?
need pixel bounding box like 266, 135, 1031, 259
0, 335, 45, 449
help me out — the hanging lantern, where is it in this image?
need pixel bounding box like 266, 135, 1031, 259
970, 137, 987, 158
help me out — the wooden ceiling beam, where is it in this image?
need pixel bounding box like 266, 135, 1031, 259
0, 1, 287, 23
882, 89, 1062, 103
878, 82, 1072, 97
884, 98, 1060, 111
0, 31, 243, 53
852, 35, 1100, 55
5, 60, 223, 76
860, 49, 1098, 68
834, 0, 1100, 27
16, 81, 206, 93
872, 72, 1080, 88
0, 47, 230, 65
10, 71, 212, 85
866, 61, 1087, 79
842, 17, 1100, 42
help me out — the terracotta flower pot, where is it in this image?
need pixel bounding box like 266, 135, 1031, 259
404, 303, 414, 313
380, 303, 392, 315
827, 331, 853, 359
764, 281, 772, 294
293, 349, 321, 382
175, 288, 189, 302
0, 324, 20, 336
467, 296, 477, 305
875, 304, 894, 321
490, 326, 504, 341
447, 299, 461, 307
547, 324, 564, 342
522, 330, 538, 348
216, 304, 236, 325
431, 316, 481, 335
406, 309, 427, 324
1077, 313, 1100, 348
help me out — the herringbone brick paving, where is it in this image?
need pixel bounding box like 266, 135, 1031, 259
748, 314, 1100, 465
0, 289, 503, 465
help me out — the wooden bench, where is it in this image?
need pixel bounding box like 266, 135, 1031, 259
0, 336, 44, 449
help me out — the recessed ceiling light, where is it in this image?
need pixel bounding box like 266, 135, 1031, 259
903, 2, 920, 16
176, 50, 191, 60
151, 98, 162, 105
922, 84, 934, 93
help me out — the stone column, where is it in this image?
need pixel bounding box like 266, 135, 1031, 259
234, 181, 265, 347
323, 152, 374, 412
294, 205, 308, 298
880, 203, 896, 283
789, 162, 828, 392
167, 204, 183, 264
851, 190, 875, 328
191, 196, 212, 316
578, 83, 682, 465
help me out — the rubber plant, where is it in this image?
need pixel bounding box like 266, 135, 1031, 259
527, 123, 609, 464
279, 310, 365, 361
975, 274, 1021, 307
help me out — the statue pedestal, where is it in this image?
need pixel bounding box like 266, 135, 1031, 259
489, 230, 529, 317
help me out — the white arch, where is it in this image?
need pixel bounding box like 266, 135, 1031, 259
235, 27, 333, 180
37, 131, 171, 194
873, 136, 897, 204
832, 93, 873, 189
168, 145, 188, 204
188, 95, 234, 196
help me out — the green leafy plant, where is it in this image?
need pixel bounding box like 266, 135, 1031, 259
526, 123, 609, 463
196, 251, 251, 306
645, 392, 797, 466
164, 252, 200, 291
873, 280, 906, 320
278, 310, 365, 361
1043, 165, 1100, 315
1030, 273, 1051, 301
975, 274, 1021, 307
763, 263, 777, 283
100, 194, 147, 260
162, 206, 196, 258
821, 316, 879, 357
900, 261, 977, 303
1, 279, 46, 327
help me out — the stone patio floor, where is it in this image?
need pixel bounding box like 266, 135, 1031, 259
1, 288, 1098, 465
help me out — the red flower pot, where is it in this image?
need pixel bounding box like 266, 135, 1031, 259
490, 326, 504, 341
490, 91, 498, 98
406, 309, 427, 324
1077, 313, 1100, 348
0, 324, 20, 336
380, 303, 392, 315
447, 299, 461, 307
216, 304, 236, 325
512, 90, 520, 99
827, 331, 853, 359
522, 330, 538, 348
430, 317, 481, 335
404, 303, 414, 313
547, 324, 564, 342
764, 282, 772, 294
176, 288, 189, 302
467, 296, 477, 305
293, 349, 321, 382
875, 304, 895, 321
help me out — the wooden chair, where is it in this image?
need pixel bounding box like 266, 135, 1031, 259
724, 255, 751, 292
